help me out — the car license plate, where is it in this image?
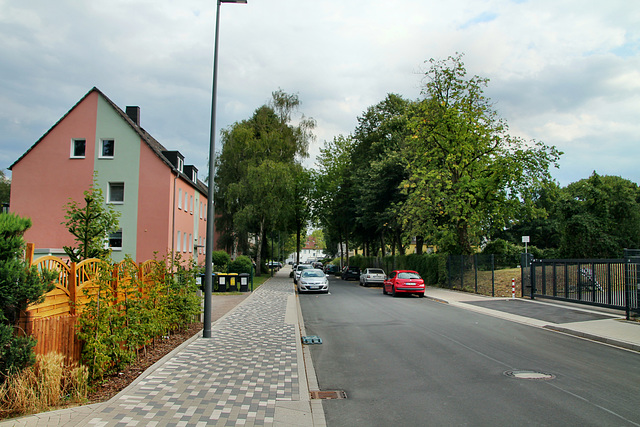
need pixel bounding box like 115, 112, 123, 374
311, 286, 319, 290
406, 282, 414, 286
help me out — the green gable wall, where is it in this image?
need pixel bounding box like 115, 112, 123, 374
94, 95, 141, 262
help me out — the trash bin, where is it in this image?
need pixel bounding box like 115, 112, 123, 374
215, 273, 228, 292
200, 273, 219, 291
227, 273, 238, 292
239, 273, 250, 292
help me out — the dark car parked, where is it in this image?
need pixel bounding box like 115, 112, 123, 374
341, 265, 361, 281
324, 264, 339, 274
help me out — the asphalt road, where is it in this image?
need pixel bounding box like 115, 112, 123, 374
299, 276, 640, 427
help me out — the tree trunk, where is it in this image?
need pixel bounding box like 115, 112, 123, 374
457, 221, 472, 255
256, 221, 265, 276
415, 236, 424, 255
296, 221, 301, 265
380, 231, 386, 257
345, 238, 350, 266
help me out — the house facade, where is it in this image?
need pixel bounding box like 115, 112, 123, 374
286, 235, 327, 264
9, 87, 216, 264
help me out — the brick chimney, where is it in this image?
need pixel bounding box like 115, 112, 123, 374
126, 106, 140, 126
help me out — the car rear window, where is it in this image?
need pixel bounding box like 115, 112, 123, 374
398, 272, 421, 279
369, 269, 384, 274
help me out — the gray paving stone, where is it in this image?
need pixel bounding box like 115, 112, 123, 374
0, 275, 322, 426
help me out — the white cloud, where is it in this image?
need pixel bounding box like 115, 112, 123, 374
1, 0, 639, 188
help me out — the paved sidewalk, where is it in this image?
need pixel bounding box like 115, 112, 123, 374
1, 269, 325, 427
424, 286, 640, 352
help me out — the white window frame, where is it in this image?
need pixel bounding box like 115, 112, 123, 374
108, 229, 123, 251
182, 231, 187, 252
190, 195, 194, 215
108, 182, 124, 204
176, 231, 181, 252
184, 192, 188, 212
70, 139, 86, 158
99, 139, 115, 159
177, 157, 184, 173
178, 189, 182, 210
188, 233, 193, 253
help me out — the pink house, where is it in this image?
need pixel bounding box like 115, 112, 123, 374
9, 87, 217, 264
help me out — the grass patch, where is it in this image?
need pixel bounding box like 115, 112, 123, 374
454, 267, 522, 297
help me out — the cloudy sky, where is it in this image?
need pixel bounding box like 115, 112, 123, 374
1, 0, 638, 186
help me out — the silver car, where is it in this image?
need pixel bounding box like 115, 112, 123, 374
359, 268, 386, 287
297, 269, 329, 293
293, 264, 313, 284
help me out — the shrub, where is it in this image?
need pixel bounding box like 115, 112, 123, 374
0, 213, 56, 378
76, 252, 201, 381
228, 256, 252, 274
211, 251, 231, 272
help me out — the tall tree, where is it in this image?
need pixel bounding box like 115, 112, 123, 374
228, 160, 292, 275
314, 135, 356, 266
557, 172, 640, 258
401, 54, 561, 254
215, 90, 314, 265
351, 93, 412, 256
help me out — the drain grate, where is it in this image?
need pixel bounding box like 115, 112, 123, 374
310, 390, 347, 400
504, 370, 555, 380
302, 335, 323, 345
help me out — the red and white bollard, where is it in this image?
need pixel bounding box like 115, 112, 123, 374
512, 278, 515, 299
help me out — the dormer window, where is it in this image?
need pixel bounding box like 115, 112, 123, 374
177, 157, 184, 173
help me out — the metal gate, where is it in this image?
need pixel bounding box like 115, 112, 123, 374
526, 258, 639, 319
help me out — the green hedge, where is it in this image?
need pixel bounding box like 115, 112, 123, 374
340, 253, 448, 286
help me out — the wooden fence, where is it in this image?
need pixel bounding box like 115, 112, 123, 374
17, 244, 159, 364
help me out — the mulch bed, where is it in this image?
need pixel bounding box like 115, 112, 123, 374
87, 293, 250, 403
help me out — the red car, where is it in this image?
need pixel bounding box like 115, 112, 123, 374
383, 270, 425, 297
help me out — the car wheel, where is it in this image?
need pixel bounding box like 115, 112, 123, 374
392, 286, 398, 297
382, 285, 387, 295
418, 293, 425, 298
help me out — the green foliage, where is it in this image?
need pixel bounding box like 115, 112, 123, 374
211, 250, 231, 272
76, 253, 201, 381
0, 213, 55, 378
228, 256, 252, 274
62, 180, 120, 262
314, 135, 357, 262
400, 54, 561, 255
215, 90, 315, 274
0, 170, 10, 206
557, 172, 640, 258
349, 253, 447, 286
350, 94, 412, 256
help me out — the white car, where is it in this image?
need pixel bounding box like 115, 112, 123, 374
297, 269, 329, 293
359, 268, 386, 287
293, 264, 313, 284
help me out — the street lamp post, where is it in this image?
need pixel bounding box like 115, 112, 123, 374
204, 0, 247, 339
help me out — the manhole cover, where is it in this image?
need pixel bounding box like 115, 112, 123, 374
504, 370, 555, 380
310, 390, 347, 400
